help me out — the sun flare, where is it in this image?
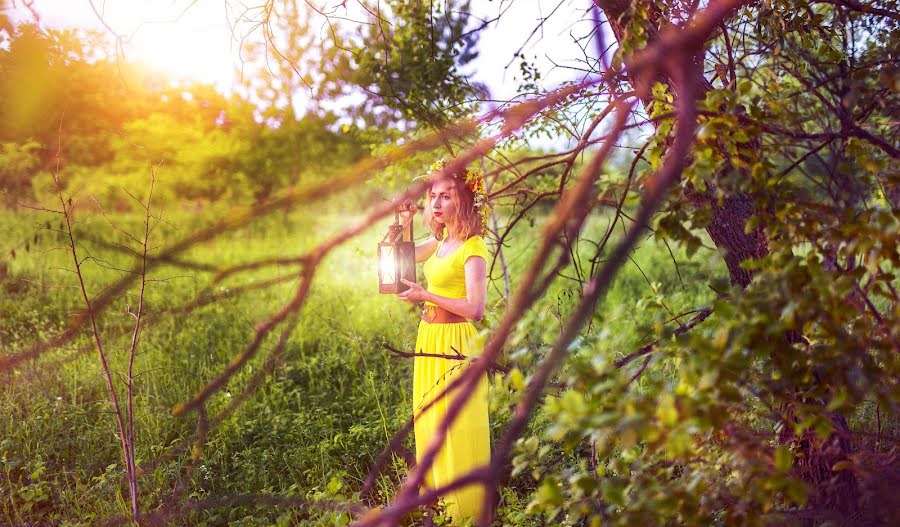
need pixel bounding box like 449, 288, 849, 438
107, 2, 239, 86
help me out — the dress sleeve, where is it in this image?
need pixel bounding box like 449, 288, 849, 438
461, 236, 489, 264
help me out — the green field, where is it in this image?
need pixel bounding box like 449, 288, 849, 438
0, 198, 728, 525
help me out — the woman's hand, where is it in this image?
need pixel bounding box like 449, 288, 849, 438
398, 199, 417, 226
397, 278, 429, 303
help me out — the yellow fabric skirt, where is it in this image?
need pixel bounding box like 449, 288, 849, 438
412, 320, 490, 524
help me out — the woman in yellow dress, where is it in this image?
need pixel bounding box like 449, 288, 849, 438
396, 160, 491, 524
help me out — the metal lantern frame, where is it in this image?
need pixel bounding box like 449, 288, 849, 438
378, 207, 416, 294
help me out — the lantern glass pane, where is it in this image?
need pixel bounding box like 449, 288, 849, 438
398, 243, 415, 285
379, 245, 396, 285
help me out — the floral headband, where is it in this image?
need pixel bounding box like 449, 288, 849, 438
428, 158, 492, 235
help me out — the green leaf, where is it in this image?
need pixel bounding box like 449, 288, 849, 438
826, 388, 847, 411
775, 446, 793, 473
785, 478, 808, 505
537, 476, 564, 506
508, 368, 525, 391
815, 418, 833, 440
831, 460, 851, 472
655, 393, 679, 426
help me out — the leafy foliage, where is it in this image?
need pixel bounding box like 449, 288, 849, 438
320, 0, 484, 130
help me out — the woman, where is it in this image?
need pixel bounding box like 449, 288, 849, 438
396, 160, 491, 523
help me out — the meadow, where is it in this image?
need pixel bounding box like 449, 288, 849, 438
0, 191, 726, 525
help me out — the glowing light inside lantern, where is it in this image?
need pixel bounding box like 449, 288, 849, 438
380, 246, 396, 285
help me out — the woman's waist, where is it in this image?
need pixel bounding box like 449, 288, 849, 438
419, 304, 469, 324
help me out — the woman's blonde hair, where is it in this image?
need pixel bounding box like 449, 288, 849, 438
422, 167, 481, 241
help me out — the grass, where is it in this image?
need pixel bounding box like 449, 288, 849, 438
0, 195, 727, 525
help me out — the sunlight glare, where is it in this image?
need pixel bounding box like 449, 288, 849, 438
108, 1, 238, 87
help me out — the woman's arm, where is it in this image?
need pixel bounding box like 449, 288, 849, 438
398, 203, 437, 263
415, 237, 439, 263
398, 256, 487, 321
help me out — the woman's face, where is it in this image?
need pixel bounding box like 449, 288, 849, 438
429, 179, 457, 225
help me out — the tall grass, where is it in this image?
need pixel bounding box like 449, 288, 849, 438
0, 201, 726, 525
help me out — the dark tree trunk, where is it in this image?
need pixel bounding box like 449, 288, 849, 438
684, 190, 768, 287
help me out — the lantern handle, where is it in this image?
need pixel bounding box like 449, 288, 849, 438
381, 202, 417, 243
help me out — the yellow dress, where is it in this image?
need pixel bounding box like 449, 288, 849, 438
413, 235, 491, 523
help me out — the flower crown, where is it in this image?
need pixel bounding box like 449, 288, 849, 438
429, 158, 492, 235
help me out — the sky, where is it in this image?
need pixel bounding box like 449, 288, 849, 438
7, 0, 598, 101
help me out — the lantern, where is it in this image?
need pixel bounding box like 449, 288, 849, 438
378, 207, 415, 294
